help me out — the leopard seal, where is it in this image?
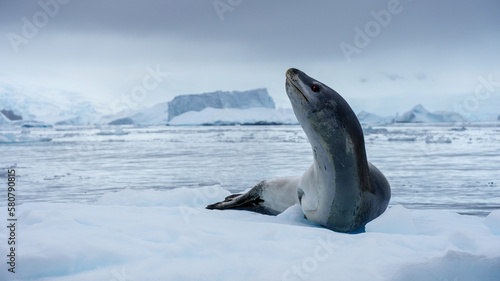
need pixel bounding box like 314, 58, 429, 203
207, 68, 390, 233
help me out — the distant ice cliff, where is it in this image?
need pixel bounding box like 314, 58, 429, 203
394, 104, 466, 123
167, 88, 275, 121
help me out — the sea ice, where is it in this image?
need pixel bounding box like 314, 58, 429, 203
1, 187, 499, 281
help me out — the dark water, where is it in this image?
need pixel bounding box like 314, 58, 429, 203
1, 124, 499, 216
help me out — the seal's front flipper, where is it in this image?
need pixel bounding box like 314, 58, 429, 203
206, 193, 247, 210
206, 182, 277, 215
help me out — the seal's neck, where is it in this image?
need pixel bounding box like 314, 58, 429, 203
303, 112, 371, 194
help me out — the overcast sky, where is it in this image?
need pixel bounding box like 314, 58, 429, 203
1, 0, 499, 115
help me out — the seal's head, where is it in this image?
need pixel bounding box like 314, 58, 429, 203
285, 68, 364, 146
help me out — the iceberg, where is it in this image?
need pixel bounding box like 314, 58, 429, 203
105, 89, 281, 126
357, 111, 393, 125
108, 117, 134, 125
129, 102, 169, 125
7, 83, 499, 127
102, 102, 169, 126
55, 116, 94, 126
167, 88, 275, 121
395, 104, 466, 123
14, 120, 53, 128
362, 126, 389, 135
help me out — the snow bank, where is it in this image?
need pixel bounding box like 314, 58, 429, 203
365, 204, 417, 234
169, 107, 298, 126
1, 187, 499, 281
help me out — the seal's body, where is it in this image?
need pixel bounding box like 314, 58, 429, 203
207, 68, 390, 233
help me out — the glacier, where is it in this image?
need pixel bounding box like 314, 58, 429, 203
0, 86, 101, 126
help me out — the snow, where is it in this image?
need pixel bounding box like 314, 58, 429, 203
167, 88, 275, 121
365, 204, 418, 234
1, 187, 499, 281
169, 107, 298, 126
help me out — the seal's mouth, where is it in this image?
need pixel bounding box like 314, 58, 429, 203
286, 75, 309, 102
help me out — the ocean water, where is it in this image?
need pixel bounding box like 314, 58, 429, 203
1, 124, 499, 216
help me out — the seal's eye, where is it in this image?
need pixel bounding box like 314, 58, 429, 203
311, 85, 320, 92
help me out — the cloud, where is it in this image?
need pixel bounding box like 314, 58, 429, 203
385, 74, 404, 81
0, 0, 499, 115
415, 73, 427, 81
